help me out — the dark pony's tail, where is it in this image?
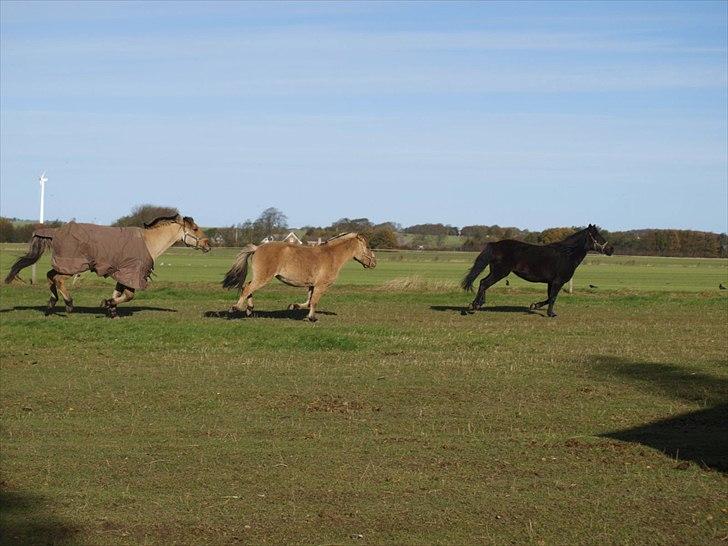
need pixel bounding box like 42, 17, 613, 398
461, 244, 492, 291
4, 236, 52, 284
222, 244, 257, 290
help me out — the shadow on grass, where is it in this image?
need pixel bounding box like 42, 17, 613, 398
430, 305, 538, 315
0, 486, 79, 545
590, 356, 728, 473
204, 308, 337, 320
0, 305, 177, 317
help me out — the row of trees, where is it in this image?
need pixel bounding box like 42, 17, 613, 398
204, 207, 290, 247
1, 205, 726, 257
458, 225, 728, 257
204, 213, 400, 249
0, 217, 63, 243
404, 223, 459, 236
606, 229, 727, 258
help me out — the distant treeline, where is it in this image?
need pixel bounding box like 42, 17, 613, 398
2, 205, 726, 258
0, 218, 64, 244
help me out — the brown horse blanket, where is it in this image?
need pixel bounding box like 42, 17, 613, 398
35, 222, 154, 290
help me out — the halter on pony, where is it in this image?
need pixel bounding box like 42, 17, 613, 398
587, 230, 610, 253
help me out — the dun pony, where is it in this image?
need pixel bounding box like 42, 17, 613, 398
223, 233, 376, 322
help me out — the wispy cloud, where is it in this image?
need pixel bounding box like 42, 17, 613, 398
1, 1, 726, 231
3, 24, 724, 102
4, 28, 725, 58
2, 61, 724, 100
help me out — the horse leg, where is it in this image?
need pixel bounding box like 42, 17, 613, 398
229, 283, 252, 316
529, 284, 550, 311
289, 287, 313, 311
546, 282, 565, 318
306, 285, 330, 322
470, 268, 509, 311
244, 288, 254, 316
54, 273, 75, 313
229, 276, 271, 317
101, 283, 123, 309
45, 270, 59, 315
102, 282, 135, 318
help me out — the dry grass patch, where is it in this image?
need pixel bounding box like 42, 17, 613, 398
378, 276, 459, 291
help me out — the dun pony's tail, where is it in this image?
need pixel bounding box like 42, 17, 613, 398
4, 236, 52, 284
461, 244, 492, 291
222, 244, 257, 290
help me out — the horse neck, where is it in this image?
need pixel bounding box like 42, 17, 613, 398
555, 230, 590, 268
566, 235, 589, 268
142, 223, 183, 260
570, 247, 588, 266
327, 237, 358, 267
561, 229, 588, 247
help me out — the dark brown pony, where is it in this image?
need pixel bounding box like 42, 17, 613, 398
462, 224, 613, 317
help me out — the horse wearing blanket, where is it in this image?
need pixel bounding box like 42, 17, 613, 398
5, 214, 210, 317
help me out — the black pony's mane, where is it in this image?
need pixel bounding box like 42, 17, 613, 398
548, 227, 590, 252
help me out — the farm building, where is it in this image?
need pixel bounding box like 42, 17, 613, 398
282, 232, 303, 245
261, 232, 303, 245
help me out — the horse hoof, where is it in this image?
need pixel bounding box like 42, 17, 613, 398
245, 308, 253, 317
547, 312, 557, 318
100, 299, 109, 309
65, 305, 73, 314
308, 316, 318, 323
288, 304, 298, 311
108, 309, 118, 319
529, 303, 537, 310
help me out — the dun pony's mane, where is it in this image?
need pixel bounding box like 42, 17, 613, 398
143, 214, 184, 229
323, 233, 358, 245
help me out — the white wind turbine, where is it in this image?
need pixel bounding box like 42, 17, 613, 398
32, 171, 48, 284
39, 171, 48, 224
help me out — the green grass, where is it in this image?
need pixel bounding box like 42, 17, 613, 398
1, 244, 727, 545
3, 244, 725, 291
398, 234, 465, 250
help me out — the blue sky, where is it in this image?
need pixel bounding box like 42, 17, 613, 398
1, 1, 726, 232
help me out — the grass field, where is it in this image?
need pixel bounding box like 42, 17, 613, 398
1, 244, 727, 545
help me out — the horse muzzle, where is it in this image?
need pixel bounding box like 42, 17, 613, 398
357, 255, 377, 268
603, 244, 614, 256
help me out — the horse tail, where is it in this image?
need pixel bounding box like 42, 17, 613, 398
222, 244, 257, 290
4, 235, 52, 284
461, 244, 492, 291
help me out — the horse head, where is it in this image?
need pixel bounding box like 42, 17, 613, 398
353, 234, 377, 268
587, 224, 614, 255
180, 216, 211, 252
